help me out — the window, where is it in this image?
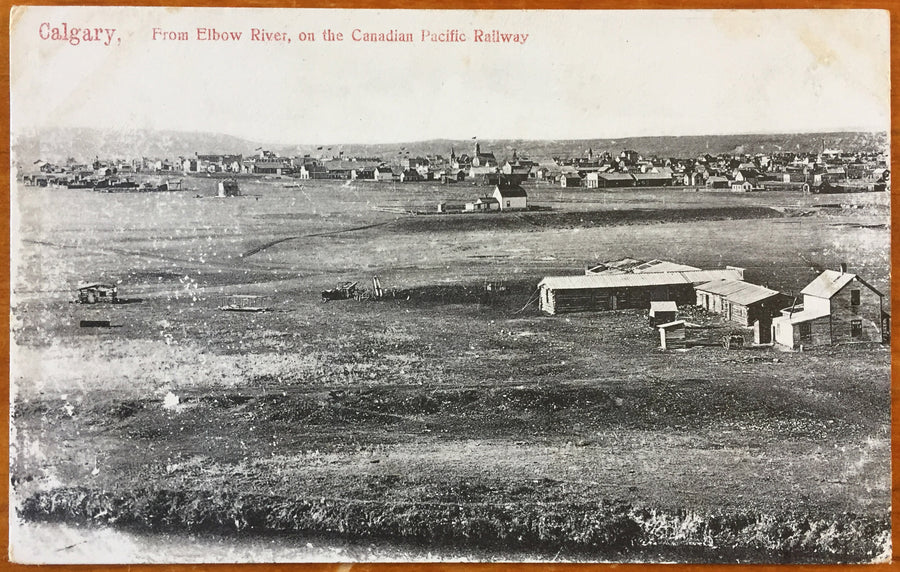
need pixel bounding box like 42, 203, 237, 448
851, 289, 860, 306
851, 320, 862, 338
799, 322, 812, 342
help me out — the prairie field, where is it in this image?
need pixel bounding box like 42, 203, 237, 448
9, 177, 892, 562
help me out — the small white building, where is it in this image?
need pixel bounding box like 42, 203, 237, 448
730, 180, 753, 192
374, 166, 394, 182
492, 185, 527, 210
465, 197, 500, 212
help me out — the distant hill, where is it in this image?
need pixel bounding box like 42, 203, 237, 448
12, 128, 888, 166
11, 128, 267, 166
311, 133, 889, 163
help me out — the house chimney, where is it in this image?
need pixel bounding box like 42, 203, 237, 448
839, 262, 848, 275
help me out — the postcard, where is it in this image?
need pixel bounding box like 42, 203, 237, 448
8, 6, 891, 564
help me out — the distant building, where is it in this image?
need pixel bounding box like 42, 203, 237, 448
594, 172, 637, 188
706, 176, 730, 189
471, 141, 497, 168
374, 166, 395, 182
632, 170, 672, 187
299, 164, 327, 179
76, 283, 118, 304
465, 196, 500, 212
560, 174, 582, 188
253, 158, 292, 175
400, 169, 422, 182
440, 169, 466, 184
352, 167, 376, 180
217, 179, 240, 197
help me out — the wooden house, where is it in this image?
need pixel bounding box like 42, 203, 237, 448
253, 158, 292, 175
440, 170, 466, 184
694, 279, 786, 326
400, 169, 422, 182
493, 185, 527, 211
374, 166, 395, 182
632, 171, 672, 187
560, 174, 582, 188
465, 197, 500, 212
706, 176, 730, 189
730, 180, 753, 192
299, 164, 327, 179
594, 172, 637, 188
351, 167, 375, 180
772, 267, 887, 349
480, 172, 502, 186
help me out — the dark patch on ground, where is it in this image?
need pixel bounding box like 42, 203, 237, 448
393, 207, 782, 233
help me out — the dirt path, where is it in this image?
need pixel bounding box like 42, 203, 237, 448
239, 219, 401, 259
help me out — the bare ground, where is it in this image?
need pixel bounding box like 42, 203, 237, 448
9, 181, 891, 561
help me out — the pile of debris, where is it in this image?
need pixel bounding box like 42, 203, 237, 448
322, 277, 391, 302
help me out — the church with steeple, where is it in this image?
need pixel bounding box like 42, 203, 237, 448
471, 140, 497, 168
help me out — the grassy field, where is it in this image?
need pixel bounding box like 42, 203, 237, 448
10, 177, 891, 562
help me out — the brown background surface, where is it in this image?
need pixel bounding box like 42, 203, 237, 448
0, 2, 895, 571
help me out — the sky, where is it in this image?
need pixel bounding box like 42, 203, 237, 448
9, 7, 891, 145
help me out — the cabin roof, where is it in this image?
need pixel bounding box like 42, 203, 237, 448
77, 283, 116, 291
650, 301, 678, 313
494, 185, 528, 198
800, 269, 882, 299
539, 269, 741, 291
694, 279, 780, 306
773, 308, 830, 325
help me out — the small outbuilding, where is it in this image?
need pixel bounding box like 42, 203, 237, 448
657, 320, 686, 349
649, 301, 678, 326
217, 179, 240, 197
465, 197, 500, 212
76, 283, 118, 304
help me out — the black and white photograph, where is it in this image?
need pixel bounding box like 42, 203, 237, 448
8, 6, 892, 563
